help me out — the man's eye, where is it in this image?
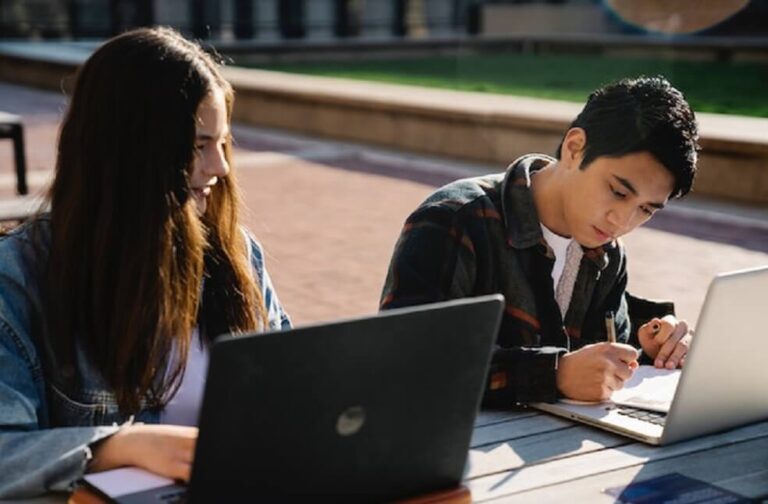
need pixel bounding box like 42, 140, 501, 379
610, 186, 626, 199
640, 206, 654, 216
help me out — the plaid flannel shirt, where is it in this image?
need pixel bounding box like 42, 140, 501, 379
381, 154, 673, 405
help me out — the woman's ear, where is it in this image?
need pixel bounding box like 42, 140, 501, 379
560, 128, 586, 169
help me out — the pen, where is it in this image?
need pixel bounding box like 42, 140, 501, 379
605, 311, 617, 344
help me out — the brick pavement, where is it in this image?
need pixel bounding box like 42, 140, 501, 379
1, 81, 767, 328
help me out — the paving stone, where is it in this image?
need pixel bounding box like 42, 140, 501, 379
1, 81, 766, 328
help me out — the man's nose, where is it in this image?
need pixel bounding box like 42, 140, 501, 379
607, 204, 636, 232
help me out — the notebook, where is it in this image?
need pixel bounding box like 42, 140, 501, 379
532, 265, 768, 445
81, 295, 504, 502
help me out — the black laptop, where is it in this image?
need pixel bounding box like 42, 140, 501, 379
81, 295, 503, 503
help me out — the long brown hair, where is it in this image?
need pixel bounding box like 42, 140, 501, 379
48, 27, 267, 413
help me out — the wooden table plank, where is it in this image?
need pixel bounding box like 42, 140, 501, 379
467, 424, 630, 479
466, 420, 768, 501
474, 409, 536, 428
716, 470, 768, 501
488, 435, 768, 503
470, 414, 572, 447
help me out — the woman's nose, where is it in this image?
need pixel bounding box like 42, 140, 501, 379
205, 146, 230, 177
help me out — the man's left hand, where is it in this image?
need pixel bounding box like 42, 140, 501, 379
637, 315, 693, 369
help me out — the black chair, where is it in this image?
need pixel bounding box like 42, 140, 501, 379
0, 111, 28, 195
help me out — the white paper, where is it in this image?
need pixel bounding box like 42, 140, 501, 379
611, 365, 681, 412
83, 467, 176, 497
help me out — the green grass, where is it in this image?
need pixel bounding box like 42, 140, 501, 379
251, 53, 768, 117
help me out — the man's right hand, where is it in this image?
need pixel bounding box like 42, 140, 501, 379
556, 343, 639, 401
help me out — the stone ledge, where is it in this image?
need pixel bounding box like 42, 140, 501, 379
224, 68, 768, 204
2, 42, 767, 205
0, 195, 46, 222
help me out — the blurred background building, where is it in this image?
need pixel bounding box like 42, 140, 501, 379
1, 0, 767, 42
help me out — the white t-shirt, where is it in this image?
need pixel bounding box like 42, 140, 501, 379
540, 223, 572, 289
540, 223, 584, 319
159, 328, 209, 426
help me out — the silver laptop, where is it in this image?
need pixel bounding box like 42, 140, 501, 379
532, 265, 768, 445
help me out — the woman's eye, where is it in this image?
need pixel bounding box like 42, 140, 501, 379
640, 206, 654, 216
194, 144, 205, 151
610, 186, 626, 199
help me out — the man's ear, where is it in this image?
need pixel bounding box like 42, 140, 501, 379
560, 128, 586, 169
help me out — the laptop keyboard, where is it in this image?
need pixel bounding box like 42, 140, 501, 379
616, 405, 668, 426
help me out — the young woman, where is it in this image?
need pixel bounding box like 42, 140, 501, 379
0, 27, 290, 497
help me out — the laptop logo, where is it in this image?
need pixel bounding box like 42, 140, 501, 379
336, 406, 366, 436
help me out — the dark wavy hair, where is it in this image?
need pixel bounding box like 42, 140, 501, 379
47, 27, 267, 413
556, 76, 700, 198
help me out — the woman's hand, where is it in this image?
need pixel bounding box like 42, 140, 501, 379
638, 315, 693, 369
89, 424, 198, 482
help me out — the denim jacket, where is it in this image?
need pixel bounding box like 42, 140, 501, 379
0, 216, 291, 498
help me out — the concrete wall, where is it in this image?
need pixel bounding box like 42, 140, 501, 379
482, 3, 619, 36
223, 67, 768, 205
305, 0, 335, 40
154, 0, 189, 32
1, 45, 767, 205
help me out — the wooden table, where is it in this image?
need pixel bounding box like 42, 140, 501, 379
6, 409, 767, 503
466, 408, 768, 502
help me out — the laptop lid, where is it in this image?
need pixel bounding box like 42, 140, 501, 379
533, 265, 768, 445
661, 265, 768, 443
188, 294, 504, 502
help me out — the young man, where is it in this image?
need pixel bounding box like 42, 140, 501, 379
380, 76, 699, 405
